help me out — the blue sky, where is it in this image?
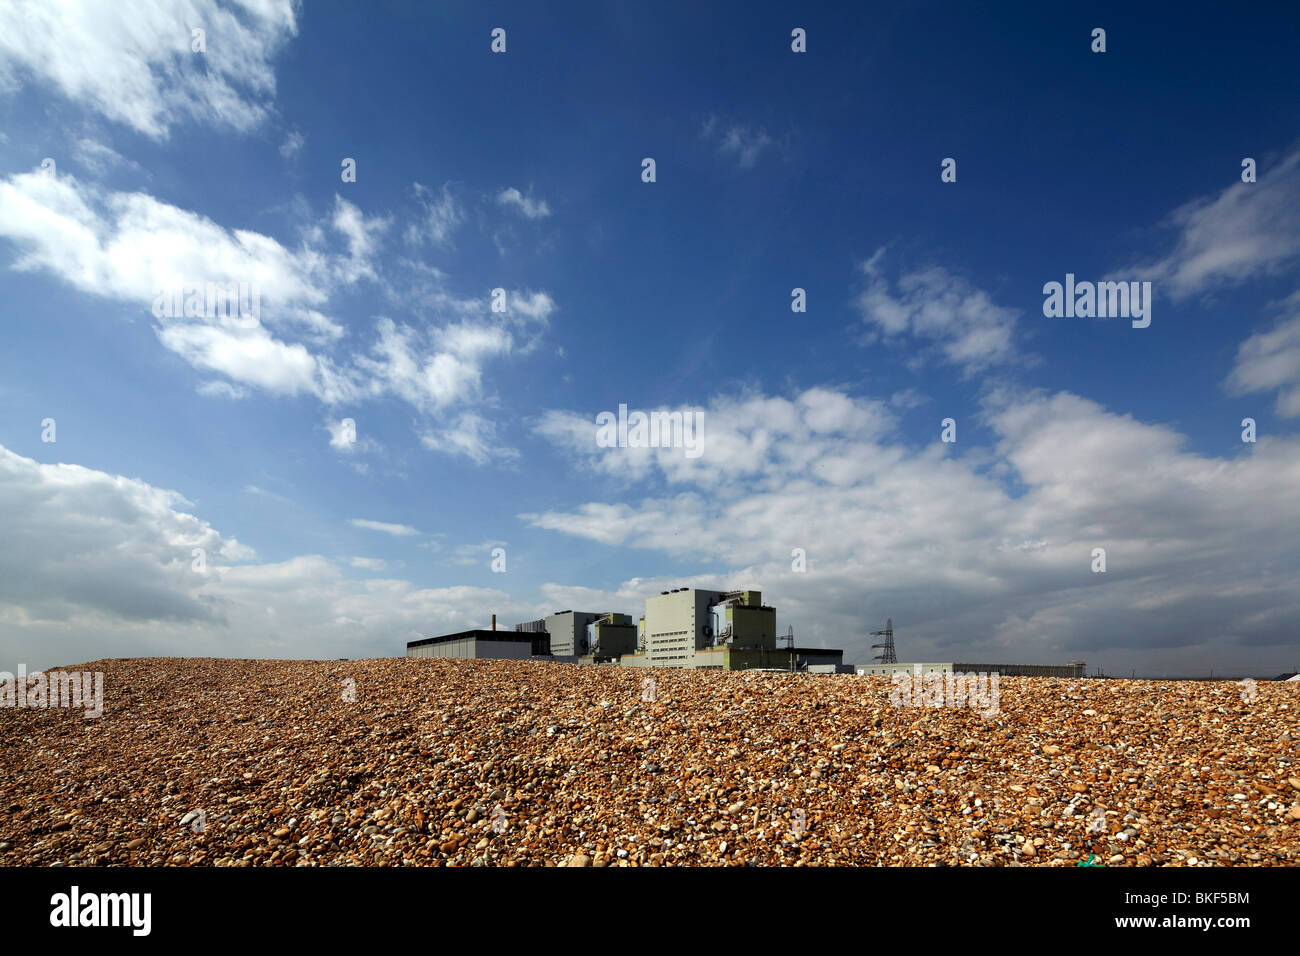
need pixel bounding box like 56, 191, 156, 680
1, 0, 1299, 675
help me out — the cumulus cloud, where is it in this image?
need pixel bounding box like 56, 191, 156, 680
0, 168, 553, 462
526, 386, 1300, 673
855, 251, 1023, 373
0, 444, 252, 628
535, 387, 893, 489
0, 0, 298, 139
0, 168, 341, 340
0, 444, 536, 664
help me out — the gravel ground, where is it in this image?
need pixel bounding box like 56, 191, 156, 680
1, 657, 1296, 867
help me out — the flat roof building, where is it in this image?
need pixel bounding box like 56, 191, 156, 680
407, 629, 551, 660
856, 661, 1086, 679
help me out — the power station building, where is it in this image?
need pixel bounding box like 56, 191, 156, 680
620, 587, 845, 672
535, 611, 603, 657
405, 587, 847, 671
584, 612, 638, 660
509, 610, 639, 660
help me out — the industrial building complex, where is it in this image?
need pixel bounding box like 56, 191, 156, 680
406, 587, 847, 673
404, 589, 1082, 678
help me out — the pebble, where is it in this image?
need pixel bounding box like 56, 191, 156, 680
0, 659, 1295, 868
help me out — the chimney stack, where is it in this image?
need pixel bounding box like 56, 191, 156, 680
491, 613, 496, 632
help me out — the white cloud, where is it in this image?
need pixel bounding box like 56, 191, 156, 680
158, 318, 318, 394
358, 318, 488, 411
0, 169, 339, 338
510, 290, 556, 322
420, 413, 518, 465
327, 417, 372, 452
535, 387, 893, 489
526, 386, 1300, 671
405, 182, 462, 246
197, 380, 249, 399
279, 128, 304, 159
447, 540, 508, 568
348, 556, 386, 571
330, 194, 390, 284
855, 251, 1022, 373
71, 137, 142, 177
888, 388, 928, 410
496, 187, 551, 220
702, 116, 773, 169
0, 443, 252, 626
1117, 145, 1300, 299
349, 519, 421, 537
0, 168, 552, 462
1226, 295, 1300, 417
0, 0, 298, 139
0, 443, 537, 664
243, 484, 292, 504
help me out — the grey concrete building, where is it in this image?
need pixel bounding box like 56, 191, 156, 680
407, 629, 551, 660
584, 613, 638, 660
541, 611, 606, 657
641, 587, 825, 671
